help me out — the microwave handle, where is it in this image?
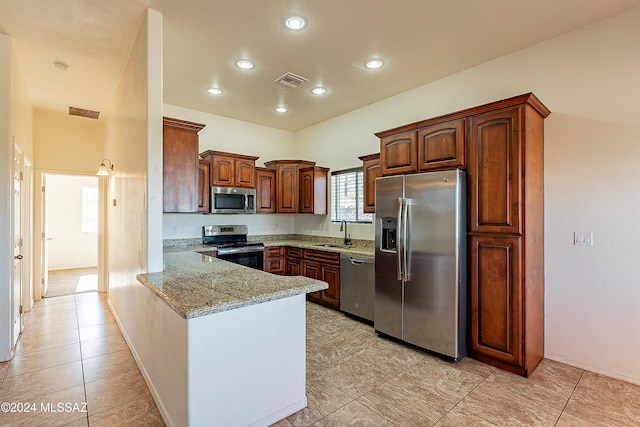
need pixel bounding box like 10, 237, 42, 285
245, 194, 249, 211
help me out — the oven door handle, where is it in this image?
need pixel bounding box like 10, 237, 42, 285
216, 247, 265, 256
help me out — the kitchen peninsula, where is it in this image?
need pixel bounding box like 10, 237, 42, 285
125, 251, 327, 427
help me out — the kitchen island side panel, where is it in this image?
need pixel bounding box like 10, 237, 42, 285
109, 279, 189, 427
187, 294, 307, 427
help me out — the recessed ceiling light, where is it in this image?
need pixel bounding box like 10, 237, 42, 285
285, 16, 306, 30
275, 107, 288, 113
207, 88, 223, 95
53, 60, 69, 71
311, 87, 327, 95
365, 59, 384, 69
235, 59, 254, 70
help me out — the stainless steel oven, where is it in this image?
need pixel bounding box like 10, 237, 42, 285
203, 225, 264, 270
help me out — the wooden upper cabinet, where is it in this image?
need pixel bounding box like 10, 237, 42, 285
380, 131, 417, 176
197, 160, 210, 213
358, 153, 381, 214
299, 166, 329, 215
163, 117, 206, 213
211, 154, 234, 186
255, 167, 276, 213
236, 159, 256, 187
200, 150, 259, 188
417, 118, 465, 171
468, 107, 521, 234
264, 160, 315, 213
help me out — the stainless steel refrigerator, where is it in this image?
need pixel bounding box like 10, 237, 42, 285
374, 169, 466, 360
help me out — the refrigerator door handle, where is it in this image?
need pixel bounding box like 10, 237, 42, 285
402, 197, 410, 282
396, 197, 404, 281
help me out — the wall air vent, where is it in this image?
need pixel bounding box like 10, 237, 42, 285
69, 106, 100, 120
274, 72, 308, 88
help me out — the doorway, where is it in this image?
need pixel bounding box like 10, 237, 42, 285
42, 173, 99, 298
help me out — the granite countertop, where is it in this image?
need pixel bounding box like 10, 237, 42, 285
163, 237, 375, 258
137, 251, 328, 319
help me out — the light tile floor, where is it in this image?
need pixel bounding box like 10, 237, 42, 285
0, 292, 163, 426
2, 293, 640, 426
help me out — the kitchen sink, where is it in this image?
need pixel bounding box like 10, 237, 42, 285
314, 243, 351, 249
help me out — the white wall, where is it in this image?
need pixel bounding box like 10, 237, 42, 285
0, 33, 34, 360
105, 8, 165, 376
161, 104, 296, 239
46, 175, 98, 270
0, 33, 13, 360
293, 8, 640, 383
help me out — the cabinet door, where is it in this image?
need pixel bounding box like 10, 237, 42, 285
380, 130, 417, 176
255, 168, 276, 213
299, 169, 314, 214
468, 107, 521, 234
163, 119, 202, 213
286, 258, 302, 276
211, 155, 235, 187
360, 153, 381, 214
235, 159, 255, 188
276, 164, 299, 213
197, 160, 210, 213
417, 118, 465, 171
321, 264, 340, 309
299, 167, 328, 215
302, 260, 322, 303
469, 235, 522, 367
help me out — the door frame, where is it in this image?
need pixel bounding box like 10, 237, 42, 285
34, 170, 107, 300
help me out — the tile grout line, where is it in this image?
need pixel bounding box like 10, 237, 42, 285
75, 293, 91, 426
553, 369, 586, 426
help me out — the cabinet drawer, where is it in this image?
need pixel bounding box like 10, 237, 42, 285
303, 249, 340, 265
264, 246, 285, 257
287, 247, 303, 259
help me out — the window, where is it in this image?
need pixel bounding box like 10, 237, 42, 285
331, 168, 373, 223
82, 186, 98, 233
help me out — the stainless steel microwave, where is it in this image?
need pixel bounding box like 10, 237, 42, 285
210, 186, 256, 214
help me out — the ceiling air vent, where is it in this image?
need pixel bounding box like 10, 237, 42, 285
274, 72, 308, 88
69, 106, 100, 120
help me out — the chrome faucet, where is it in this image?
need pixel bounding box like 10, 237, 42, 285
340, 220, 352, 245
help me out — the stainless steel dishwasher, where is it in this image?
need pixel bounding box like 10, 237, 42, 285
340, 253, 375, 321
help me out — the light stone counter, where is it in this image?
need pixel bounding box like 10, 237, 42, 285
136, 251, 327, 319
163, 236, 375, 257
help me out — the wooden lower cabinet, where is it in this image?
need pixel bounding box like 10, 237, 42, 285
263, 246, 285, 275
281, 247, 341, 310
286, 247, 303, 276
469, 235, 522, 367
301, 249, 340, 310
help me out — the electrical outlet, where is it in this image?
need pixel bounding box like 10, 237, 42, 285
574, 232, 593, 246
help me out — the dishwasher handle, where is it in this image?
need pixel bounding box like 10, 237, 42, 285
349, 259, 366, 265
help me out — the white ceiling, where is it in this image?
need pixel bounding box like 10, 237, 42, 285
1, 0, 640, 131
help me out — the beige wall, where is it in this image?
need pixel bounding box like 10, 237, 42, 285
293, 9, 640, 384
33, 109, 105, 174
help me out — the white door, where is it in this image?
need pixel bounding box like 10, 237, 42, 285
12, 145, 23, 346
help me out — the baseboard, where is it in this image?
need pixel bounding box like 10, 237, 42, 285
247, 397, 308, 427
545, 353, 640, 386
107, 299, 176, 427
